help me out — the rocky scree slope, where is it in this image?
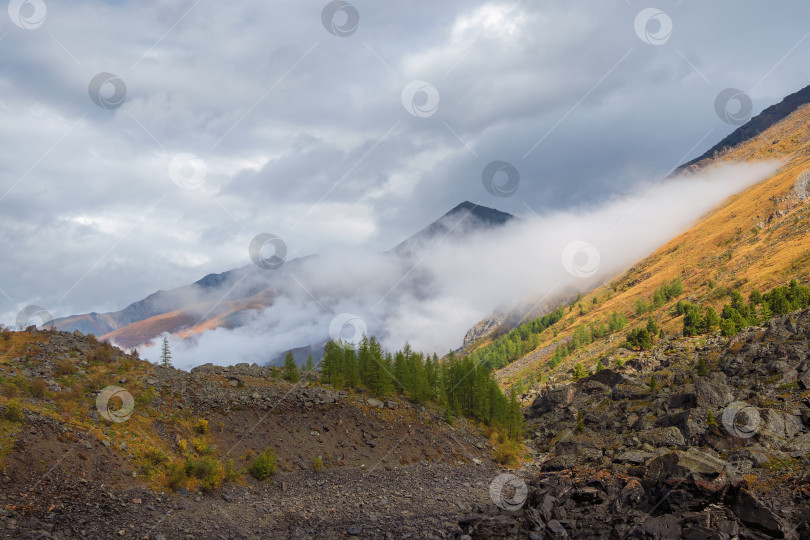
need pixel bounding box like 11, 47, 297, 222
0, 328, 512, 539
456, 308, 810, 539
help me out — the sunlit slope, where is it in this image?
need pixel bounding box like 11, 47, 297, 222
494, 103, 810, 387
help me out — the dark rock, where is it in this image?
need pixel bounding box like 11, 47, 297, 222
643, 514, 681, 540
731, 489, 789, 537
639, 426, 685, 447
546, 519, 567, 539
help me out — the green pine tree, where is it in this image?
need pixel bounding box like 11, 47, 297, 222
160, 337, 172, 368
305, 355, 315, 372
282, 351, 300, 383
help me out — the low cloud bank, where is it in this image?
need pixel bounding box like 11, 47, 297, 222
143, 161, 780, 370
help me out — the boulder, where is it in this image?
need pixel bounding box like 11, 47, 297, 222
787, 432, 810, 458
643, 514, 681, 540
612, 384, 649, 400
760, 409, 803, 439
645, 448, 729, 485
731, 489, 790, 538
639, 426, 685, 447
695, 375, 734, 408
613, 450, 655, 465
530, 385, 578, 415
366, 398, 384, 409
586, 368, 626, 388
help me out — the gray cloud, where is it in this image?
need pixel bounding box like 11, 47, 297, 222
1, 0, 808, 331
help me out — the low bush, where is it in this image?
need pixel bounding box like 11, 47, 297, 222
166, 461, 187, 491
185, 456, 223, 491
4, 400, 25, 422
30, 379, 48, 398
55, 358, 77, 376
193, 418, 209, 435
249, 448, 278, 480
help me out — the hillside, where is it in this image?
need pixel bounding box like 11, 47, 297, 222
0, 327, 514, 538
482, 102, 810, 391
445, 94, 810, 540
458, 308, 810, 538
680, 84, 810, 171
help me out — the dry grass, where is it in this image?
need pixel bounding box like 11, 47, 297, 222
495, 104, 810, 387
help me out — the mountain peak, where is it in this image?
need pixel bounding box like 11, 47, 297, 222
389, 201, 514, 255
680, 83, 810, 171
442, 201, 514, 227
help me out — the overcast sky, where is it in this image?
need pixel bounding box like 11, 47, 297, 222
1, 0, 809, 324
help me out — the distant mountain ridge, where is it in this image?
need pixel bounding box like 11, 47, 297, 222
679, 83, 810, 171
48, 201, 515, 349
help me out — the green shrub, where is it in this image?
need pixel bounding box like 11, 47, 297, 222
143, 447, 169, 466
249, 448, 278, 480
193, 418, 209, 435
312, 456, 324, 472
185, 456, 223, 491
4, 400, 24, 422
166, 461, 187, 491
224, 459, 242, 482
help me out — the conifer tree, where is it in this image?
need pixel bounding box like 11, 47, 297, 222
282, 351, 300, 383
160, 337, 172, 368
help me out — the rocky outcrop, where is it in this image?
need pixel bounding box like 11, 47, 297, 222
458, 309, 810, 539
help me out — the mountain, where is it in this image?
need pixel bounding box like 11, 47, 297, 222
476, 99, 810, 389
679, 83, 810, 171
48, 202, 514, 351
448, 91, 810, 538
389, 200, 514, 255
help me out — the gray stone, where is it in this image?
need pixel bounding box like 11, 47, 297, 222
639, 426, 685, 447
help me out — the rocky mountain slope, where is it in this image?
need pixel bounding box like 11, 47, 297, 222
489, 102, 810, 393
0, 327, 514, 539
456, 308, 810, 539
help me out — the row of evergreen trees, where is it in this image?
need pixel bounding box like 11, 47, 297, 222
319, 337, 523, 440
465, 306, 565, 371
547, 310, 627, 369
681, 280, 810, 337
634, 277, 684, 315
